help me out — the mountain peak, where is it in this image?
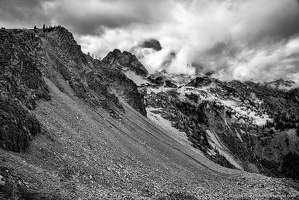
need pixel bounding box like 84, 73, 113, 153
102, 49, 148, 77
112, 48, 122, 55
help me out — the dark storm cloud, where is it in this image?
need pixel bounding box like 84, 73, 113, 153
52, 0, 170, 35
0, 0, 53, 27
0, 0, 170, 34
140, 39, 162, 51
242, 0, 299, 46
2, 0, 299, 41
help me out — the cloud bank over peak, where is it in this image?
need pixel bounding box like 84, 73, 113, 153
1, 0, 299, 84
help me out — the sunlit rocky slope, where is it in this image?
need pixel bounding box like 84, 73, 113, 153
0, 26, 299, 199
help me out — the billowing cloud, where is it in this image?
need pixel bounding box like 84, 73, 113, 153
214, 37, 299, 83
1, 0, 299, 83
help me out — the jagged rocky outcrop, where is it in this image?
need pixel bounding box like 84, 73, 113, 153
102, 49, 148, 77
0, 29, 50, 109
93, 49, 147, 115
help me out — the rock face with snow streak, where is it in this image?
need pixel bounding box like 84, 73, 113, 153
141, 72, 299, 179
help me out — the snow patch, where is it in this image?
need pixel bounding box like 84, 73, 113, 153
123, 70, 148, 86
146, 107, 205, 157
206, 130, 243, 170
221, 100, 271, 126
146, 86, 173, 94
236, 131, 243, 142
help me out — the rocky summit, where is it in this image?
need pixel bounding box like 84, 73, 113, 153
0, 26, 299, 200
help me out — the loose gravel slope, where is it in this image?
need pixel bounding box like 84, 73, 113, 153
1, 76, 299, 200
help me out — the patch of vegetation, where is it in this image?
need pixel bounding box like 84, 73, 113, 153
260, 159, 281, 177
0, 166, 66, 200
264, 112, 299, 132
225, 109, 232, 118
282, 152, 299, 180
167, 89, 180, 98
285, 137, 289, 147
185, 93, 199, 103
0, 96, 41, 152
218, 131, 254, 164
42, 24, 62, 32
174, 101, 208, 124
165, 80, 177, 88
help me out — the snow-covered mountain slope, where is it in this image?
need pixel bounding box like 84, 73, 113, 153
140, 73, 299, 180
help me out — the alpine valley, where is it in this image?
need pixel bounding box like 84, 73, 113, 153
0, 26, 299, 200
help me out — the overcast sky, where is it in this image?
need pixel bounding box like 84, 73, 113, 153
1, 0, 299, 84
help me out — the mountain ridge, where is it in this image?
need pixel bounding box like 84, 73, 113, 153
141, 70, 299, 178
0, 26, 299, 199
